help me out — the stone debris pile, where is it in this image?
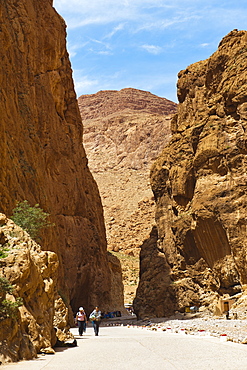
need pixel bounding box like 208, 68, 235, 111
126, 316, 247, 344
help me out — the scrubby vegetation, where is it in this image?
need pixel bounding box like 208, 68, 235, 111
0, 277, 23, 320
11, 200, 54, 240
0, 277, 13, 294
0, 244, 9, 259
0, 298, 23, 320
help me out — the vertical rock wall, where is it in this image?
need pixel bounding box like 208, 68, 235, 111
134, 30, 247, 318
0, 0, 123, 314
0, 214, 60, 363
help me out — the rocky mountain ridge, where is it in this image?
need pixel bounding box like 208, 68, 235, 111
78, 89, 177, 302
78, 88, 177, 255
78, 88, 176, 120
134, 30, 247, 319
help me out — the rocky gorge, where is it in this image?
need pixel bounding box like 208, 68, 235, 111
78, 88, 176, 302
1, 0, 124, 313
78, 88, 177, 257
1, 0, 247, 364
0, 0, 124, 363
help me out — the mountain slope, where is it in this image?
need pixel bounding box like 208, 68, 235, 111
78, 88, 177, 302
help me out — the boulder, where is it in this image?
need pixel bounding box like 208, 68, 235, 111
0, 217, 60, 363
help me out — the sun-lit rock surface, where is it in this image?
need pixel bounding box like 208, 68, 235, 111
0, 214, 62, 363
0, 0, 123, 325
78, 88, 177, 257
78, 88, 177, 302
134, 30, 247, 318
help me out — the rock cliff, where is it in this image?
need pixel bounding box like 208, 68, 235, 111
78, 88, 177, 302
134, 30, 247, 318
0, 0, 123, 319
0, 214, 71, 363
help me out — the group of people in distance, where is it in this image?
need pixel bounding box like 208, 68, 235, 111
75, 306, 102, 336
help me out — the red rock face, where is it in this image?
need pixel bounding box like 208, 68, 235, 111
78, 88, 176, 251
134, 30, 247, 318
78, 89, 177, 254
0, 0, 123, 314
78, 89, 177, 172
78, 88, 177, 120
78, 88, 177, 303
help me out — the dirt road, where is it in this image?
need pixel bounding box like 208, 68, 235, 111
2, 324, 247, 369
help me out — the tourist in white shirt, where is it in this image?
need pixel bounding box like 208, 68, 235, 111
75, 307, 87, 336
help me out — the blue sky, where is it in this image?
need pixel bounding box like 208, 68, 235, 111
53, 0, 247, 102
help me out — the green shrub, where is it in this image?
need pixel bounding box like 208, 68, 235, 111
0, 298, 23, 320
0, 278, 23, 320
0, 245, 9, 259
11, 200, 54, 240
0, 277, 13, 294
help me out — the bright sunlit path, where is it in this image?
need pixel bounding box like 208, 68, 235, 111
2, 324, 247, 369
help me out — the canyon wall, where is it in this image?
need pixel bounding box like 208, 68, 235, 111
78, 88, 176, 302
0, 214, 70, 363
134, 30, 247, 318
0, 0, 123, 316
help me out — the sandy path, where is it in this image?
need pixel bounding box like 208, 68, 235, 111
2, 324, 247, 369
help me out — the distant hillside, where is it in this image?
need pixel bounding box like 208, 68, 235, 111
78, 88, 177, 302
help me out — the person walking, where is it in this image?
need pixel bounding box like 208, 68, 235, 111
89, 306, 101, 336
75, 307, 87, 336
